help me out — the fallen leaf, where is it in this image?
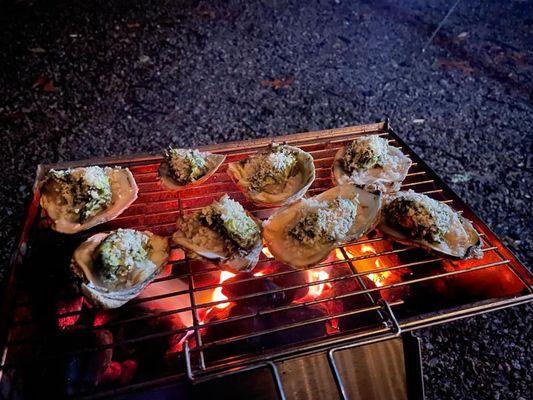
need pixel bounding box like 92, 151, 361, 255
32, 75, 47, 89
435, 58, 474, 75
32, 75, 57, 92
43, 79, 56, 92
260, 77, 294, 90
457, 32, 469, 39
0, 110, 24, 123
28, 47, 46, 54
199, 8, 216, 19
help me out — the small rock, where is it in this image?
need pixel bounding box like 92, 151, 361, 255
139, 55, 150, 64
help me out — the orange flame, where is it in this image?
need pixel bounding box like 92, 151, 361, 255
212, 271, 236, 309
307, 270, 331, 298
339, 245, 392, 287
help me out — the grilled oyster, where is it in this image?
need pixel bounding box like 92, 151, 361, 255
159, 148, 225, 190
333, 135, 411, 192
263, 184, 382, 268
172, 194, 263, 272
378, 190, 482, 259
40, 166, 138, 234
227, 143, 315, 206
71, 229, 169, 308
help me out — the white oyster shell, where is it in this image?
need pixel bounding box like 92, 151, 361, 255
378, 191, 482, 259
71, 230, 170, 309
172, 212, 263, 273
40, 166, 138, 234
263, 184, 382, 269
227, 143, 315, 206
159, 150, 226, 190
332, 138, 411, 192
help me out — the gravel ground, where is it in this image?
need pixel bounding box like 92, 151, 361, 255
0, 0, 531, 398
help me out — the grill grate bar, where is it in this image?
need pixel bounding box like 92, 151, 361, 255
194, 302, 402, 352
3, 245, 498, 349
9, 233, 489, 327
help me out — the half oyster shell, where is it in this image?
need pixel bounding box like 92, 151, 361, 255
378, 190, 482, 259
71, 229, 169, 309
332, 135, 411, 192
263, 184, 382, 268
227, 143, 315, 206
159, 148, 226, 190
172, 195, 263, 272
40, 166, 138, 234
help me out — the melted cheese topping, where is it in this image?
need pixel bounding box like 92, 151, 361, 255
242, 145, 297, 193
288, 196, 358, 246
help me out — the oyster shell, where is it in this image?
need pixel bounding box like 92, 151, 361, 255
378, 190, 482, 259
332, 135, 411, 192
263, 184, 382, 268
71, 229, 169, 309
40, 166, 138, 234
159, 148, 226, 190
227, 143, 315, 206
172, 195, 263, 272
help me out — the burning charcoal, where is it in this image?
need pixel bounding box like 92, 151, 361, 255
40, 327, 114, 396
97, 361, 122, 385
265, 305, 328, 347
221, 272, 289, 309
120, 360, 138, 385
221, 264, 308, 309
202, 304, 266, 361
320, 269, 381, 332
94, 359, 139, 386
55, 290, 84, 330
113, 308, 186, 378
268, 264, 309, 301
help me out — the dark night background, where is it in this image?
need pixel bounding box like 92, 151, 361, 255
0, 0, 531, 398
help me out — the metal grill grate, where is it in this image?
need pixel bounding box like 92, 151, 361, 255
1, 121, 531, 399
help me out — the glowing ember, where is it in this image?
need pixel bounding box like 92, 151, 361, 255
360, 244, 375, 254
213, 271, 236, 309
368, 258, 392, 287
307, 270, 331, 298
262, 247, 273, 258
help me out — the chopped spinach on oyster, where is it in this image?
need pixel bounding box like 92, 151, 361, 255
333, 135, 412, 192
341, 135, 387, 173
93, 229, 154, 288
71, 228, 169, 308
159, 147, 226, 190
263, 184, 382, 268
164, 148, 209, 184
41, 166, 138, 234
227, 143, 315, 206
289, 196, 359, 247
379, 190, 482, 259
198, 195, 260, 251
48, 166, 112, 222
243, 144, 298, 193
173, 194, 262, 271
382, 191, 450, 243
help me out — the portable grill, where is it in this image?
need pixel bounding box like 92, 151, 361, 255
1, 121, 531, 399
